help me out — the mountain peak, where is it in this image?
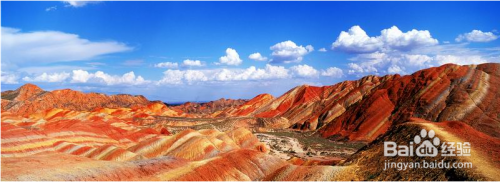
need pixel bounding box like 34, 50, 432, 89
18, 83, 43, 92
10, 83, 45, 102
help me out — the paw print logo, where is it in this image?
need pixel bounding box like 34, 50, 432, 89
414, 129, 440, 157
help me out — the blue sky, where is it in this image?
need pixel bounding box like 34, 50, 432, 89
2, 1, 499, 102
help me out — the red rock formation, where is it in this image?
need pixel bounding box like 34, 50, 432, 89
225, 93, 275, 117
2, 107, 345, 181
319, 63, 500, 141
232, 63, 500, 142
236, 75, 392, 133
1, 84, 155, 116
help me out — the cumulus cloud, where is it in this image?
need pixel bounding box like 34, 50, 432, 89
321, 67, 344, 78
157, 70, 207, 85
347, 52, 387, 74
72, 70, 93, 83
332, 25, 438, 53
270, 40, 314, 64
157, 64, 292, 85
290, 64, 319, 78
218, 48, 243, 66
346, 51, 489, 76
2, 27, 132, 65
230, 64, 290, 81
387, 65, 404, 74
154, 62, 179, 69
157, 70, 184, 85
71, 70, 149, 85
182, 59, 205, 67
248, 52, 268, 61
330, 25, 498, 77
1, 72, 19, 84
185, 70, 209, 83
455, 30, 498, 42
22, 72, 71, 83
433, 55, 487, 65
318, 48, 327, 52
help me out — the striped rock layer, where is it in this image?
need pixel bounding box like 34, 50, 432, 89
342, 118, 500, 181
1, 83, 182, 117
227, 63, 500, 142
1, 109, 343, 181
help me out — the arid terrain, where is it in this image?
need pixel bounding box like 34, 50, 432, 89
2, 63, 500, 181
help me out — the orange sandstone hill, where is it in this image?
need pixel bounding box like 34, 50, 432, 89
1, 84, 160, 116
1, 103, 341, 180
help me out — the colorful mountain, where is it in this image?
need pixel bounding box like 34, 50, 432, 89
2, 63, 500, 181
227, 63, 499, 143
1, 83, 158, 116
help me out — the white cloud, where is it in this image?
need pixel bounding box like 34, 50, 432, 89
332, 25, 438, 53
434, 55, 487, 65
387, 65, 403, 74
1, 72, 19, 84
251, 64, 290, 80
213, 69, 234, 81
157, 69, 207, 85
290, 64, 319, 78
331, 27, 497, 77
71, 70, 149, 85
2, 27, 132, 65
184, 70, 208, 83
332, 26, 382, 53
45, 6, 57, 11
154, 62, 179, 69
318, 48, 327, 52
330, 26, 496, 77
72, 70, 93, 83
157, 70, 184, 85
63, 1, 98, 8
270, 40, 314, 64
346, 51, 490, 76
157, 64, 291, 85
248, 52, 268, 61
455, 30, 498, 42
347, 52, 386, 74
218, 48, 243, 66
321, 67, 344, 78
22, 72, 70, 83
182, 59, 204, 67
379, 26, 438, 51
228, 64, 290, 81
402, 54, 434, 67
